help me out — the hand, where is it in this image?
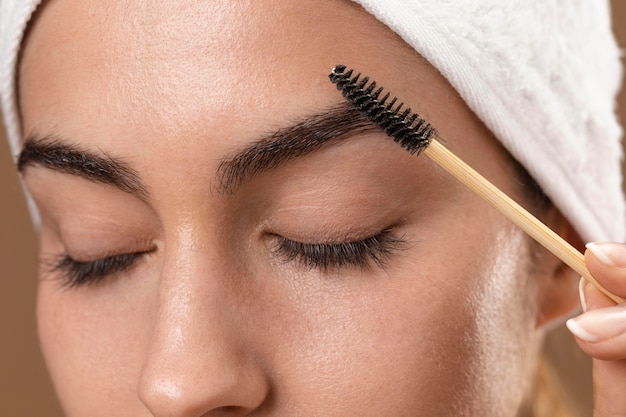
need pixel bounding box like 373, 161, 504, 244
566, 242, 626, 417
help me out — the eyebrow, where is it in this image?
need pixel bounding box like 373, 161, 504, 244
216, 103, 378, 194
17, 102, 380, 198
17, 138, 149, 200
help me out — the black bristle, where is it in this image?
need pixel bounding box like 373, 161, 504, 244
364, 81, 377, 95
328, 65, 435, 154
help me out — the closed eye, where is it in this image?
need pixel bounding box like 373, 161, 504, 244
272, 228, 405, 271
46, 251, 151, 288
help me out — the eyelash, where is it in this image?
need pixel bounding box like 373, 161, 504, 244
49, 252, 146, 288
48, 229, 403, 288
273, 229, 405, 271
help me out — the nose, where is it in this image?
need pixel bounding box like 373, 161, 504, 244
137, 248, 270, 416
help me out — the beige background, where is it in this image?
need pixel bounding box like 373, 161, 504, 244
1, 3, 626, 416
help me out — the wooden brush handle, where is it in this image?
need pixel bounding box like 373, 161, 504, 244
424, 139, 624, 304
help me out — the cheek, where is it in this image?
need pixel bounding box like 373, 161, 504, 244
246, 273, 482, 415
36, 276, 153, 416
332, 222, 540, 416
465, 227, 542, 414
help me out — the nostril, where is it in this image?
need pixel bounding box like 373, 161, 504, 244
197, 405, 251, 417
200, 405, 238, 417
223, 406, 240, 411
215, 406, 238, 413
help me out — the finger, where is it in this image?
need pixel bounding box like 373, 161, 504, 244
568, 300, 626, 416
566, 304, 626, 361
570, 246, 626, 417
591, 359, 626, 417
585, 242, 626, 298
583, 279, 618, 312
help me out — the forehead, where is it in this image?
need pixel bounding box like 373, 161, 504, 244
18, 0, 427, 147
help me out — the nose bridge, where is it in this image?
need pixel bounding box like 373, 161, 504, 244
137, 230, 269, 416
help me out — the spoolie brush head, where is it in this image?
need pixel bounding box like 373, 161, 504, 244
329, 65, 435, 154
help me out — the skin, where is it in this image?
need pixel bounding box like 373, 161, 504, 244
16, 0, 595, 416
570, 245, 626, 417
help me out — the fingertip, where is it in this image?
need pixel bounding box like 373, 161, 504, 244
585, 241, 626, 270
583, 280, 617, 311
584, 242, 626, 300
566, 317, 597, 342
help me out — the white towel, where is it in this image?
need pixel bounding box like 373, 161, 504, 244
1, 0, 40, 166
1, 0, 625, 243
351, 0, 625, 242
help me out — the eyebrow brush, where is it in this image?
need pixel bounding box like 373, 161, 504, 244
329, 64, 623, 304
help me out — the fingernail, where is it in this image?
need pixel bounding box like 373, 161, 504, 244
578, 277, 587, 312
566, 305, 626, 342
585, 242, 626, 267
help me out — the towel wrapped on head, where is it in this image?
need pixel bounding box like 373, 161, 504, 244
1, 0, 624, 242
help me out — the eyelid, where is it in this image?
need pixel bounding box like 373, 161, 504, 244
43, 249, 153, 288
271, 228, 406, 272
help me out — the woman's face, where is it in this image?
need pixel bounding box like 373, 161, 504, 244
18, 0, 576, 416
